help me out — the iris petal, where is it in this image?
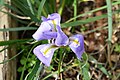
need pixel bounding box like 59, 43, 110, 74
33, 44, 59, 66
55, 25, 69, 46
32, 22, 56, 41
69, 34, 84, 59
42, 13, 61, 26
41, 16, 48, 21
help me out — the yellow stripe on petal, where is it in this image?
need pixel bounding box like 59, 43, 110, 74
72, 39, 80, 46
52, 20, 56, 25
40, 45, 58, 58
52, 20, 56, 29
43, 47, 51, 55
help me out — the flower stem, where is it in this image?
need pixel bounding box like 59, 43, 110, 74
73, 0, 77, 21
106, 0, 112, 67
58, 49, 65, 77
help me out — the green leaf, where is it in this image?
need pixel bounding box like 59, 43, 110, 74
0, 39, 31, 46
58, 0, 65, 15
27, 0, 35, 15
43, 2, 51, 15
82, 63, 90, 80
11, 0, 39, 22
97, 64, 110, 77
61, 14, 107, 28
37, 0, 46, 20
28, 68, 32, 73
24, 60, 40, 80
18, 67, 24, 72
20, 43, 40, 80
114, 44, 120, 53
88, 55, 98, 64
0, 27, 37, 32
4, 4, 24, 15
28, 63, 34, 67
12, 0, 29, 15
20, 59, 26, 65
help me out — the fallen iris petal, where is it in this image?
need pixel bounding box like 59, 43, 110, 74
32, 22, 55, 41
69, 34, 84, 59
33, 44, 59, 66
55, 25, 69, 46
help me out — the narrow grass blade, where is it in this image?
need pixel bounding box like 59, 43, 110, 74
0, 39, 31, 46
24, 60, 40, 80
37, 0, 46, 20
58, 0, 65, 15
27, 0, 35, 15
0, 27, 37, 32
33, 62, 43, 80
106, 0, 112, 42
4, 4, 24, 15
0, 47, 8, 52
61, 14, 107, 28
0, 49, 24, 64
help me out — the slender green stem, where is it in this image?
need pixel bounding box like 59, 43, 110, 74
106, 0, 112, 41
0, 48, 24, 64
42, 69, 64, 80
73, 0, 77, 21
58, 49, 65, 77
107, 43, 112, 67
106, 0, 112, 67
0, 46, 8, 52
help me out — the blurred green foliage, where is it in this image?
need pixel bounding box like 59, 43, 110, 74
114, 44, 120, 53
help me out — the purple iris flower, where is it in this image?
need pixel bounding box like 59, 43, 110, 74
32, 13, 61, 41
33, 13, 84, 66
33, 25, 69, 66
69, 34, 85, 59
